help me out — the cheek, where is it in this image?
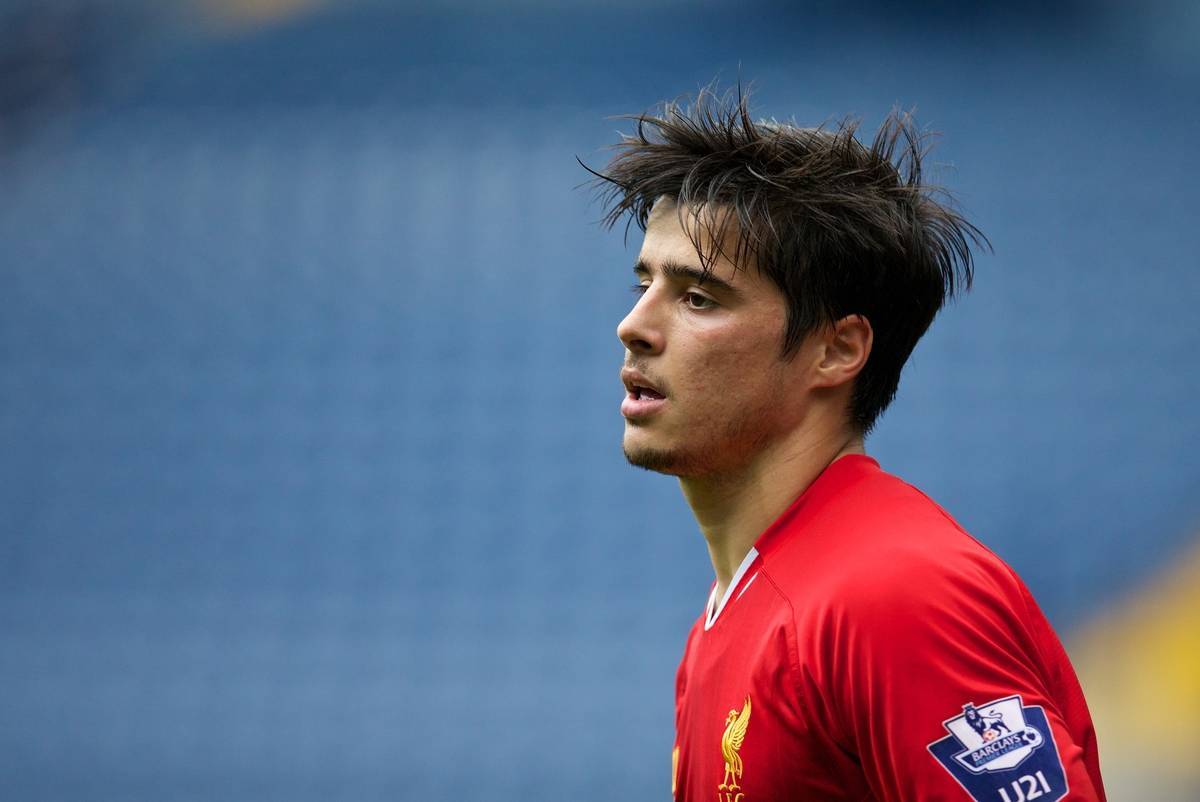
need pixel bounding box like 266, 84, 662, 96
684, 326, 787, 402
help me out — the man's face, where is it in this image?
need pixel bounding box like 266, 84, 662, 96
617, 200, 810, 477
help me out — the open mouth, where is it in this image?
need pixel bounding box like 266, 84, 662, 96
620, 368, 668, 417
630, 385, 666, 401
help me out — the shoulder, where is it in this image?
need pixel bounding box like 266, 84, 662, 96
760, 462, 1029, 633
758, 469, 1056, 705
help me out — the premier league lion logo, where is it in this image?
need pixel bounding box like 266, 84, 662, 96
927, 694, 1068, 802
963, 702, 1011, 743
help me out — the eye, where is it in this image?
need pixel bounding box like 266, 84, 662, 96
684, 291, 716, 310
630, 283, 649, 296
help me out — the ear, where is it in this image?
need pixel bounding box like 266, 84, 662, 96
811, 314, 873, 389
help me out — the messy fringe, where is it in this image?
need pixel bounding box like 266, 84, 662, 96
581, 82, 990, 432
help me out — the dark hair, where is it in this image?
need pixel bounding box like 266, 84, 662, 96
583, 85, 988, 433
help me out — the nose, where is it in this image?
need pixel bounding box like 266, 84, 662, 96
617, 288, 665, 355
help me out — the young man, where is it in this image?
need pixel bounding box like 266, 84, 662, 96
587, 89, 1106, 801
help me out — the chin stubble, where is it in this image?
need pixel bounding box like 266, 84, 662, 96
622, 399, 777, 478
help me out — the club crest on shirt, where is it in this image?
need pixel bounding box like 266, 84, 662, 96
718, 695, 751, 801
927, 694, 1068, 802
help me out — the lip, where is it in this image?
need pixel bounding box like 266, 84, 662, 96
620, 367, 668, 420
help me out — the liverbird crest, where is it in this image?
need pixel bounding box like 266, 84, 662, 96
718, 695, 752, 793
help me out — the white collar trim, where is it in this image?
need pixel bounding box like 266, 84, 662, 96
703, 546, 760, 631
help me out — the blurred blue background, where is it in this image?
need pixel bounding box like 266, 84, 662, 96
1, 1, 1197, 800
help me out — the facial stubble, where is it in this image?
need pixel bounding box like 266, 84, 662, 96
622, 397, 779, 478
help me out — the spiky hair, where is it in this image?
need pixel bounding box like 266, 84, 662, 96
584, 84, 988, 433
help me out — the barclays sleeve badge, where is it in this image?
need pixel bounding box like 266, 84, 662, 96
926, 695, 1068, 802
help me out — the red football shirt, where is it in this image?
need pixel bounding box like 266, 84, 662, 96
672, 455, 1105, 802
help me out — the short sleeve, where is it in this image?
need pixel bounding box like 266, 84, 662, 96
827, 547, 1105, 802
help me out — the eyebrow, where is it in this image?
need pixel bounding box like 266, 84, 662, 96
633, 258, 741, 297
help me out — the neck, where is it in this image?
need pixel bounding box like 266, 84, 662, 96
680, 425, 864, 602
